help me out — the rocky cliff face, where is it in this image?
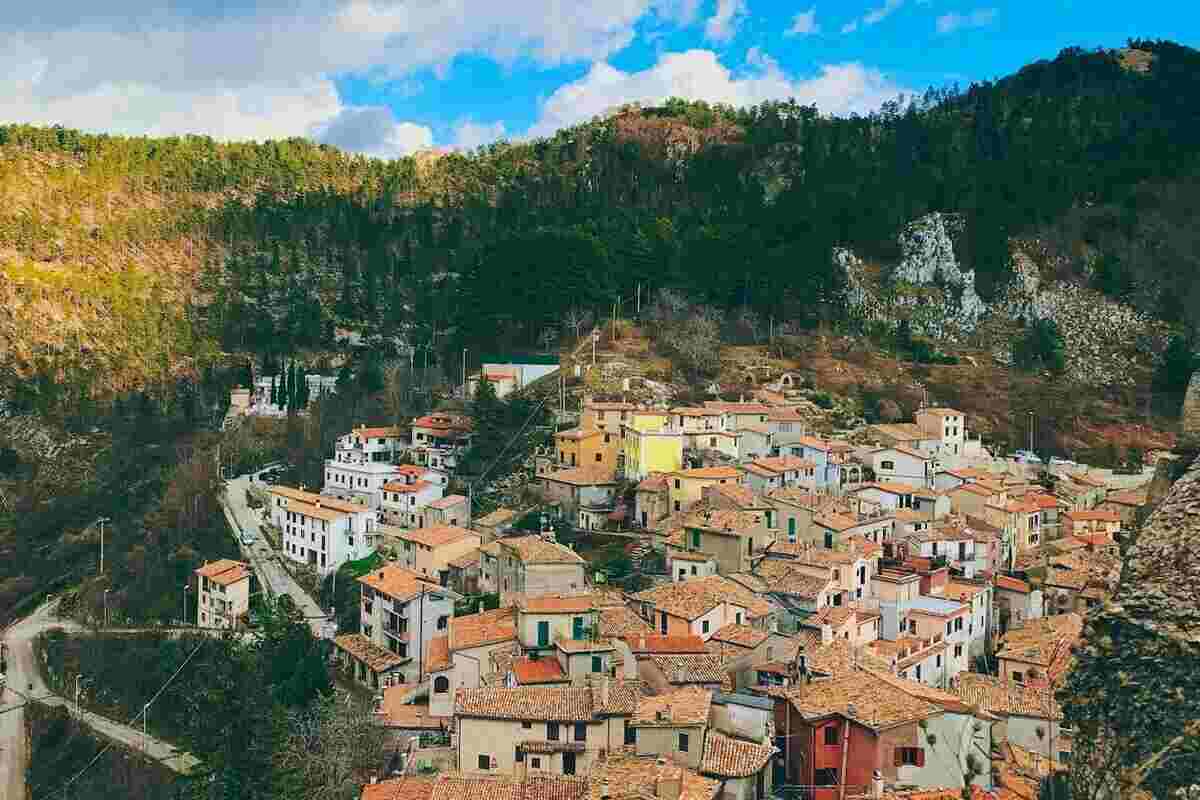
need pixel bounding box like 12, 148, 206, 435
840, 212, 1172, 387
1182, 372, 1200, 439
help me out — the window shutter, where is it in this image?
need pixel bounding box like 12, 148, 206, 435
894, 748, 903, 767
916, 748, 926, 767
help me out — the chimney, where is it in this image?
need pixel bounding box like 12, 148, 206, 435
370, 776, 378, 785
871, 770, 884, 800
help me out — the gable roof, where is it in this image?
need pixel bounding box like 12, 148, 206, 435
393, 524, 477, 548
671, 466, 743, 480
511, 657, 568, 685
195, 559, 251, 586
541, 466, 618, 486
633, 687, 713, 726
700, 732, 777, 778
785, 671, 942, 729
633, 576, 772, 621
429, 774, 587, 800
649, 654, 729, 684
269, 485, 367, 515
450, 607, 518, 651
587, 751, 720, 800
624, 634, 708, 654
951, 672, 1061, 719
362, 777, 437, 800
502, 536, 586, 565
358, 565, 445, 602
710, 624, 768, 649
598, 606, 653, 638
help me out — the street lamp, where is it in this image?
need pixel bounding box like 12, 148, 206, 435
97, 517, 112, 574
143, 702, 149, 752
183, 583, 190, 626
103, 589, 110, 628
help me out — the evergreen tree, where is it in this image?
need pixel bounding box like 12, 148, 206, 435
465, 376, 508, 474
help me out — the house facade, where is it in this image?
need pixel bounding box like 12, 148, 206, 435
195, 560, 251, 629
354, 565, 456, 686
268, 485, 377, 574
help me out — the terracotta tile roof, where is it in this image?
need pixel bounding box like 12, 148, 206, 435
941, 581, 989, 603
542, 466, 618, 486
682, 506, 761, 534
747, 456, 816, 475
358, 565, 444, 602
455, 687, 597, 721
428, 494, 468, 510
669, 549, 714, 563
587, 751, 720, 800
785, 671, 941, 728
286, 497, 350, 521
754, 560, 832, 599
361, 777, 437, 800
996, 614, 1083, 678
813, 511, 864, 532
706, 483, 767, 509
705, 639, 750, 663
649, 654, 729, 684
476, 508, 520, 528
768, 542, 860, 565
502, 536, 586, 565
511, 657, 568, 684
624, 634, 708, 654
426, 634, 452, 672
413, 414, 473, 432
195, 559, 251, 586
1043, 569, 1090, 591
1104, 488, 1148, 506
394, 524, 477, 548
633, 687, 713, 726
555, 638, 615, 654
994, 575, 1031, 593
804, 605, 856, 628
449, 549, 481, 569
703, 402, 772, 414
861, 669, 976, 714
633, 576, 772, 621
555, 427, 602, 440
671, 407, 725, 417
593, 679, 647, 715
382, 479, 435, 495
378, 694, 449, 730
450, 607, 518, 650
918, 407, 963, 417
710, 624, 768, 649
334, 634, 407, 673
637, 473, 671, 492
671, 466, 742, 480
725, 572, 769, 593
804, 638, 897, 678
700, 731, 776, 778
952, 483, 998, 498
270, 485, 365, 514
951, 672, 1061, 719
598, 606, 653, 637
1063, 509, 1121, 522
585, 401, 639, 411
517, 594, 598, 613
429, 774, 587, 800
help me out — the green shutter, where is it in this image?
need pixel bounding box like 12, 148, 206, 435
537, 621, 550, 647
572, 617, 584, 639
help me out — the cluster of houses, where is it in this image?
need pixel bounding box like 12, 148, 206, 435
204, 392, 1144, 800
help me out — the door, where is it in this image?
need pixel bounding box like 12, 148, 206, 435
660, 612, 668, 634
562, 752, 576, 776
788, 518, 796, 540
537, 621, 550, 647
572, 617, 584, 639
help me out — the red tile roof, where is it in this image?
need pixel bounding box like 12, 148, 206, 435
195, 559, 251, 586
700, 732, 776, 778
358, 565, 444, 602
624, 634, 708, 654
361, 777, 437, 800
511, 657, 568, 684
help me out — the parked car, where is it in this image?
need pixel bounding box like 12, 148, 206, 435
241, 532, 257, 546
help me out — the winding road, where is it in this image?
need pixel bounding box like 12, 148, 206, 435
0, 599, 200, 800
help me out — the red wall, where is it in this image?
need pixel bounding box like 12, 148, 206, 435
786, 711, 881, 800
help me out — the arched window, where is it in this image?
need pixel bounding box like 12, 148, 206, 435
434, 676, 450, 694
437, 616, 448, 631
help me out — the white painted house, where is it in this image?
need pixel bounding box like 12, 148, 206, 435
268, 486, 378, 574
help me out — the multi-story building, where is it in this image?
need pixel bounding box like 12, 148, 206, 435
632, 575, 775, 639
869, 446, 937, 488
195, 560, 251, 629
379, 465, 445, 527
787, 436, 858, 489
342, 564, 456, 687
914, 407, 967, 457
324, 425, 408, 505
666, 506, 774, 576
479, 535, 587, 597
539, 467, 620, 527
554, 427, 608, 469
1062, 509, 1122, 541
620, 422, 685, 482
410, 413, 473, 474
454, 681, 642, 777
268, 486, 378, 574
667, 467, 743, 513
382, 524, 482, 584
740, 456, 817, 494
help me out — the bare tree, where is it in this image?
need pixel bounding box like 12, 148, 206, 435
562, 308, 592, 342
277, 692, 389, 800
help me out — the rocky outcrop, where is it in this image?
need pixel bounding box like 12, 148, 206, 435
1182, 372, 1200, 439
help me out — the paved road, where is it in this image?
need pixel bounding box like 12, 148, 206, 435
0, 600, 200, 800
221, 474, 331, 639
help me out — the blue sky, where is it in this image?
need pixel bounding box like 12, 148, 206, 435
0, 1, 1194, 157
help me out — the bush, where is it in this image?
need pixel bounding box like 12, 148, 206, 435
811, 392, 835, 409
1012, 319, 1066, 372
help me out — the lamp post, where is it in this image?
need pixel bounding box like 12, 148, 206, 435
103, 589, 110, 628
143, 702, 149, 752
97, 517, 111, 574
183, 582, 189, 626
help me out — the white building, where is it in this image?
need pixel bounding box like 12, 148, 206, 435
324, 425, 409, 506
268, 486, 378, 574
870, 446, 937, 488
380, 465, 446, 528
195, 560, 251, 630
251, 374, 338, 415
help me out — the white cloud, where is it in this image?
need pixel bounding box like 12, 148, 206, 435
529, 49, 910, 137
0, 0, 688, 154
309, 106, 433, 158
863, 0, 904, 25
704, 0, 747, 43
453, 120, 508, 151
841, 20, 859, 33
936, 7, 998, 34
786, 7, 820, 35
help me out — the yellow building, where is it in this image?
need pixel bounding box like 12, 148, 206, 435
667, 466, 743, 513
553, 427, 608, 469
621, 418, 683, 481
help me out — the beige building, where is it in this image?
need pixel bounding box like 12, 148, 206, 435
515, 594, 601, 652
195, 560, 251, 629
381, 524, 481, 583
668, 467, 744, 513
667, 506, 774, 576
1061, 509, 1121, 540
426, 494, 469, 527
480, 535, 587, 597
426, 606, 518, 717
454, 681, 642, 777
631, 688, 713, 770
632, 575, 775, 639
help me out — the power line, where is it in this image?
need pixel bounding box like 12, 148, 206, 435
52, 643, 204, 798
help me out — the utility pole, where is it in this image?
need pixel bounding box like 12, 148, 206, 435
182, 582, 189, 626
143, 703, 149, 753
97, 517, 111, 575
462, 348, 467, 399
103, 589, 110, 628
1029, 411, 1035, 454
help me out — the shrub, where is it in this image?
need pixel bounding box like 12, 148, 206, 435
811, 392, 834, 409
1012, 319, 1066, 372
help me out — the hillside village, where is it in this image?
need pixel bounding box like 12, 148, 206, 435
212, 353, 1159, 800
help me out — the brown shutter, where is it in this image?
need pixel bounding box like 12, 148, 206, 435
916, 748, 926, 767
894, 747, 903, 767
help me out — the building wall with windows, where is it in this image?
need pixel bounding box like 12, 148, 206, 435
456, 715, 628, 777
359, 573, 454, 684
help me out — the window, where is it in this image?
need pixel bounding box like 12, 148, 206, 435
437, 615, 448, 631
824, 725, 840, 745
815, 768, 839, 786
916, 665, 922, 681
522, 721, 533, 729
624, 721, 636, 745
674, 479, 681, 489
674, 501, 681, 512
936, 654, 942, 667
954, 644, 963, 658
702, 620, 709, 634
691, 531, 701, 549
478, 755, 491, 770
572, 617, 585, 639
955, 617, 964, 632
690, 566, 697, 576
515, 747, 524, 763
1012, 671, 1024, 684
538, 621, 550, 648
881, 460, 895, 471
547, 722, 560, 741
895, 747, 925, 767
660, 612, 668, 634
595, 453, 602, 462
563, 752, 577, 776
946, 621, 952, 635
735, 612, 742, 625
531, 757, 542, 769
678, 733, 689, 752
574, 722, 587, 742
592, 656, 603, 673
